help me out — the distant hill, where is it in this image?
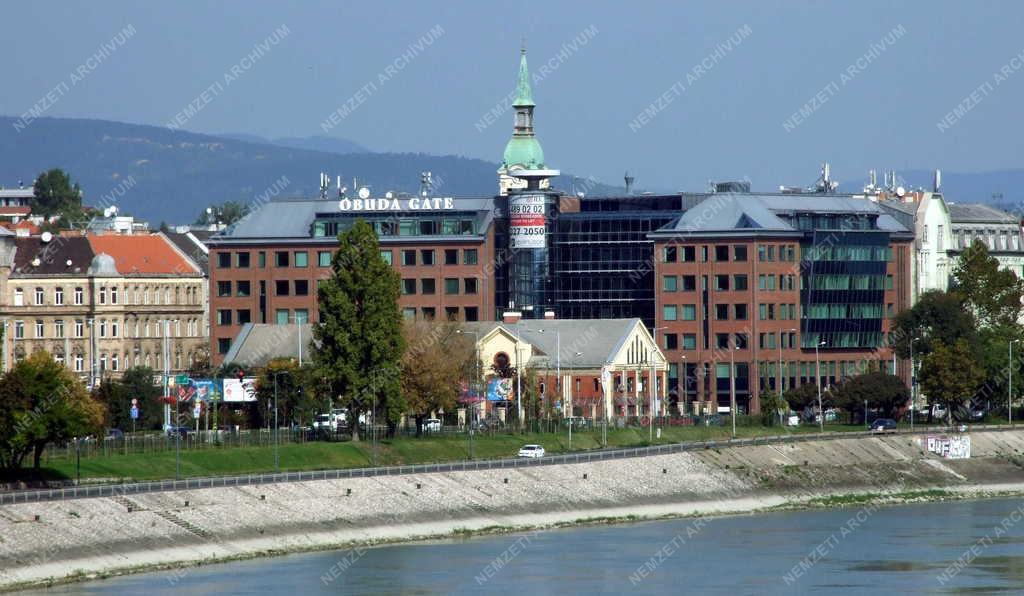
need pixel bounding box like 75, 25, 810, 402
0, 116, 622, 223
218, 132, 371, 155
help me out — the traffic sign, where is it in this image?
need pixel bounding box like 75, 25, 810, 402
175, 374, 190, 385
131, 398, 138, 406
193, 402, 202, 418
130, 405, 139, 420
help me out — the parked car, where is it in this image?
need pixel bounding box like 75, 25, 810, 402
870, 418, 897, 433
423, 418, 442, 432
517, 444, 545, 458
165, 426, 189, 439
563, 416, 588, 429
105, 428, 124, 440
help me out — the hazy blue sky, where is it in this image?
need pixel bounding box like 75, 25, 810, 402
3, 1, 1023, 191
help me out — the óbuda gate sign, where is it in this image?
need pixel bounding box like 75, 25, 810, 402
337, 197, 456, 212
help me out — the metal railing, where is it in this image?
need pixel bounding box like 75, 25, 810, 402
1, 423, 1015, 506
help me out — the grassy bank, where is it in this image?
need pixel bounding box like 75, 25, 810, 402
34, 423, 870, 482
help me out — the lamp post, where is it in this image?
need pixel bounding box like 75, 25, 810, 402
272, 371, 289, 472
729, 337, 740, 439
513, 324, 523, 430
569, 351, 582, 449
909, 337, 919, 431
456, 329, 480, 459
1011, 339, 1019, 426
814, 339, 826, 432
681, 355, 687, 416
651, 326, 668, 443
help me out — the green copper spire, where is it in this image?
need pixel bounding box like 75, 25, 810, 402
513, 47, 534, 108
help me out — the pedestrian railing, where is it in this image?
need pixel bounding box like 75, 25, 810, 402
1, 423, 1016, 505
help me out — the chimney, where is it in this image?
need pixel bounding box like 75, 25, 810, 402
624, 171, 634, 196
502, 311, 522, 324
543, 310, 555, 320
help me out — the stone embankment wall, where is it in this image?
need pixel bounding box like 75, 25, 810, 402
3, 431, 1024, 589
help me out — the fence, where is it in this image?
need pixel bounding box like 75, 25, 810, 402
2, 424, 1016, 506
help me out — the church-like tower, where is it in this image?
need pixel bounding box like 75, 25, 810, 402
497, 48, 550, 196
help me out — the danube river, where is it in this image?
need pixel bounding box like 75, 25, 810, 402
28, 497, 1024, 594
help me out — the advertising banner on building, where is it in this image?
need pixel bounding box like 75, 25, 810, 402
509, 194, 546, 249
487, 378, 513, 402
192, 379, 223, 403
223, 378, 258, 402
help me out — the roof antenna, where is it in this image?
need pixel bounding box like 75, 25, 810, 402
624, 171, 634, 196
933, 169, 942, 193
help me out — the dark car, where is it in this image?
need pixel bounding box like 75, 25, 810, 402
165, 426, 189, 439
105, 428, 124, 440
870, 418, 897, 433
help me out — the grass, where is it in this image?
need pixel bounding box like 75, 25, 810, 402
34, 422, 870, 483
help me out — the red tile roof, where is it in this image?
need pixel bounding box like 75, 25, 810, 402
86, 234, 199, 275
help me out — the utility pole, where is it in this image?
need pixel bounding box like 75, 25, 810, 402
729, 337, 737, 439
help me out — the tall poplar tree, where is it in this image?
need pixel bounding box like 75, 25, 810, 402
312, 220, 404, 441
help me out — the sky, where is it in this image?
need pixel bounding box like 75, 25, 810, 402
2, 0, 1023, 192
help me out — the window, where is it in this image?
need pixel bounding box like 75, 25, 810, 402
421, 307, 436, 320
682, 334, 697, 350
715, 246, 730, 261
734, 304, 748, 320
681, 275, 696, 291
664, 334, 678, 350
759, 303, 776, 321
13, 321, 23, 339
885, 275, 894, 290
402, 250, 416, 266
445, 249, 458, 265
760, 333, 777, 349
420, 250, 435, 266
217, 252, 231, 268
258, 251, 266, 267
74, 287, 83, 305
111, 320, 119, 338
758, 274, 776, 290
887, 303, 895, 318
464, 249, 478, 265
682, 246, 696, 262
421, 279, 436, 295
218, 338, 232, 355
35, 320, 44, 338
445, 306, 459, 321
55, 319, 64, 338
34, 287, 44, 305
700, 246, 708, 262
236, 280, 251, 297
444, 278, 459, 295
294, 309, 309, 324
111, 286, 118, 304
663, 276, 677, 292
75, 320, 83, 338
715, 304, 729, 320
318, 251, 333, 267
402, 279, 416, 295
663, 305, 677, 321
681, 304, 697, 321
293, 251, 308, 268
663, 246, 677, 262
276, 309, 290, 325
402, 307, 416, 320
217, 310, 232, 325
99, 319, 107, 337
217, 281, 232, 297
13, 288, 23, 306
294, 280, 309, 296
714, 275, 729, 291
464, 278, 478, 294
75, 354, 84, 371
735, 334, 748, 349
275, 251, 289, 267
733, 246, 747, 261
716, 333, 730, 349
275, 280, 290, 296
465, 306, 479, 321
733, 275, 748, 291
54, 287, 64, 305
237, 252, 250, 268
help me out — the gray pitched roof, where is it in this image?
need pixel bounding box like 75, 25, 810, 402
222, 323, 315, 368
463, 318, 643, 368
948, 203, 1017, 224
164, 231, 210, 274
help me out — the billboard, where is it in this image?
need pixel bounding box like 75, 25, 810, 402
192, 379, 223, 403
487, 378, 513, 402
224, 378, 258, 402
509, 194, 546, 249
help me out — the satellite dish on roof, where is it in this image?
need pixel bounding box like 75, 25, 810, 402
31, 258, 41, 267
358, 187, 370, 200
895, 186, 906, 197
40, 231, 53, 243
66, 259, 73, 267
385, 191, 394, 199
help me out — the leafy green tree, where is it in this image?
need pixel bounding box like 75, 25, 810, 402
195, 201, 249, 227
918, 340, 985, 426
952, 240, 1024, 328
312, 219, 404, 441
0, 352, 105, 474
119, 367, 164, 430
400, 321, 473, 437
783, 383, 821, 413
832, 371, 909, 422
892, 290, 977, 359
255, 358, 324, 428
31, 168, 82, 220
759, 391, 788, 426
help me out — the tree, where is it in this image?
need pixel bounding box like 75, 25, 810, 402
118, 367, 164, 431
255, 358, 324, 428
783, 383, 821, 414
0, 352, 105, 475
312, 219, 404, 441
400, 321, 473, 436
918, 340, 985, 427
759, 391, 788, 426
195, 201, 249, 227
832, 371, 909, 422
31, 168, 82, 220
892, 290, 977, 359
952, 240, 1024, 328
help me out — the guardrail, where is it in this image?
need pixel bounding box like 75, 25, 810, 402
1, 424, 1016, 505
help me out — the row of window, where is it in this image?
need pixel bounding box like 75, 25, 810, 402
313, 218, 477, 238
38, 351, 192, 373
660, 244, 800, 264
216, 248, 480, 269
401, 306, 479, 322
10, 318, 200, 339
12, 285, 201, 307
401, 278, 478, 296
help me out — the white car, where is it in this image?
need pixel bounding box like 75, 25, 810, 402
518, 444, 545, 458
423, 418, 442, 432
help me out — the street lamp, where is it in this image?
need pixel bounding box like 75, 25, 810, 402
1010, 339, 1020, 426
569, 351, 582, 449
729, 337, 741, 439
455, 329, 480, 459
814, 339, 826, 432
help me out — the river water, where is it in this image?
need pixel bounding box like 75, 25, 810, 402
26, 497, 1024, 595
